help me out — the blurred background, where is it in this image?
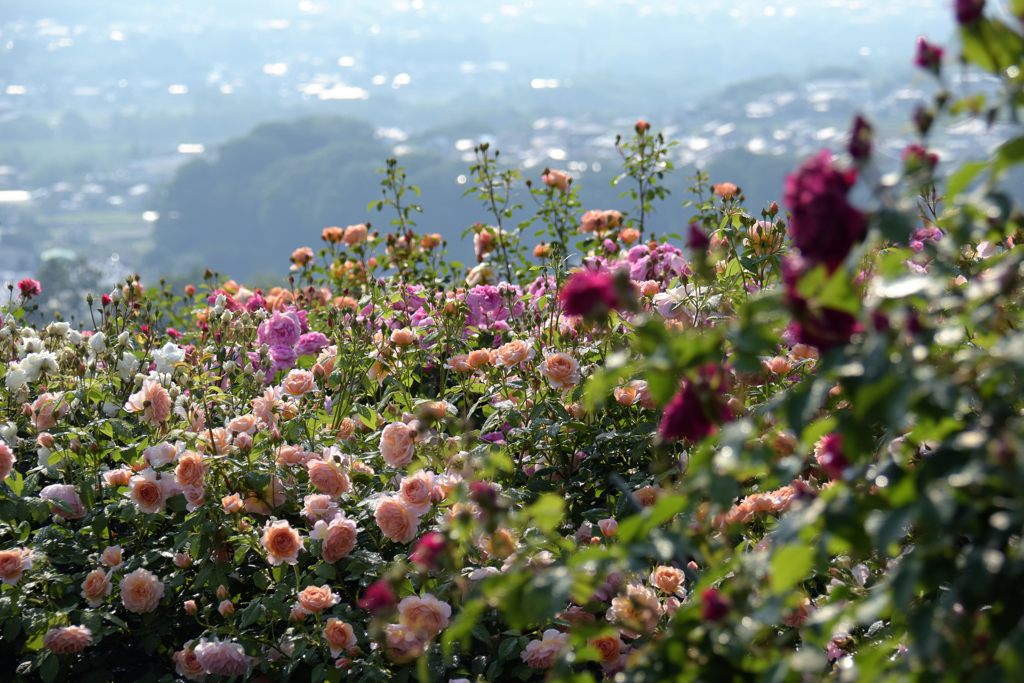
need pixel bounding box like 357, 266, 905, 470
0, 0, 994, 313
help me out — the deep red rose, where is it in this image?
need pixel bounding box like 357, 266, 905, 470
914, 37, 944, 74
783, 151, 866, 270
847, 115, 873, 162
701, 588, 731, 622
658, 364, 733, 444
955, 0, 984, 25
816, 433, 849, 480
410, 532, 446, 569
559, 270, 621, 318
357, 580, 396, 614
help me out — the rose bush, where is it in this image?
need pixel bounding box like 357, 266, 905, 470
2, 8, 1024, 682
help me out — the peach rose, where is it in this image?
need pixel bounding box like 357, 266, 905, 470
311, 514, 359, 563
324, 618, 357, 657
445, 354, 473, 373
307, 459, 351, 498
101, 545, 123, 569
713, 182, 739, 200
542, 168, 571, 193
297, 584, 339, 614
129, 469, 172, 514
493, 339, 535, 368
0, 442, 14, 480
605, 583, 662, 636
379, 422, 415, 468
634, 485, 659, 507
275, 444, 310, 467
639, 280, 660, 297
103, 467, 132, 487
597, 518, 617, 537
336, 417, 355, 441
143, 441, 178, 468
398, 594, 451, 637
222, 493, 244, 513
620, 228, 641, 245
343, 223, 368, 247
120, 568, 165, 614
390, 328, 416, 347
374, 496, 420, 544
30, 393, 69, 431
291, 246, 315, 266
579, 209, 610, 234
589, 635, 622, 664
0, 548, 32, 585
613, 384, 639, 406
81, 568, 112, 607
384, 623, 425, 664
539, 352, 580, 390
281, 369, 316, 397
398, 470, 435, 516
175, 452, 206, 488
44, 626, 92, 655
125, 380, 172, 427
466, 349, 492, 369
227, 414, 258, 435
173, 646, 206, 681
649, 565, 686, 596
322, 226, 344, 243
197, 427, 231, 455
261, 520, 303, 566
521, 629, 567, 668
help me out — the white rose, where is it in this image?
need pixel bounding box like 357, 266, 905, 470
89, 332, 107, 353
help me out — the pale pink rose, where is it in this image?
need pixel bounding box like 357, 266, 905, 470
597, 517, 618, 538
324, 618, 357, 657
81, 568, 112, 607
44, 625, 92, 655
539, 352, 580, 390
281, 369, 316, 397
29, 392, 68, 431
125, 380, 172, 427
384, 623, 426, 664
184, 599, 198, 615
303, 494, 340, 522
143, 441, 179, 468
649, 565, 686, 596
521, 629, 568, 668
605, 583, 662, 636
120, 568, 165, 614
40, 484, 86, 519
399, 470, 435, 516
102, 467, 132, 487
493, 339, 535, 368
172, 646, 207, 681
226, 414, 258, 435
101, 545, 123, 569
0, 442, 16, 480
252, 388, 279, 428
397, 594, 451, 637
261, 519, 303, 566
175, 452, 206, 488
193, 639, 252, 676
218, 599, 235, 617
234, 432, 253, 452
297, 584, 339, 614
0, 548, 32, 585
374, 496, 420, 544
307, 459, 351, 498
183, 485, 205, 512
174, 552, 192, 568
129, 469, 173, 514
311, 514, 359, 563
379, 422, 415, 468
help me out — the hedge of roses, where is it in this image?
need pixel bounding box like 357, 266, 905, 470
3, 6, 1024, 682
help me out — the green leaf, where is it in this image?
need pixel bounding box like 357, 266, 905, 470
946, 160, 990, 197
769, 544, 815, 594
994, 136, 1024, 176
525, 494, 564, 534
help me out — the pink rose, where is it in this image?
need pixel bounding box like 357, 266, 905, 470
379, 422, 415, 468
374, 496, 420, 544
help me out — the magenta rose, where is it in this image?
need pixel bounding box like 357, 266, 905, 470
258, 311, 302, 348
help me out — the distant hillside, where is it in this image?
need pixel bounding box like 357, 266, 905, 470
149, 116, 797, 280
